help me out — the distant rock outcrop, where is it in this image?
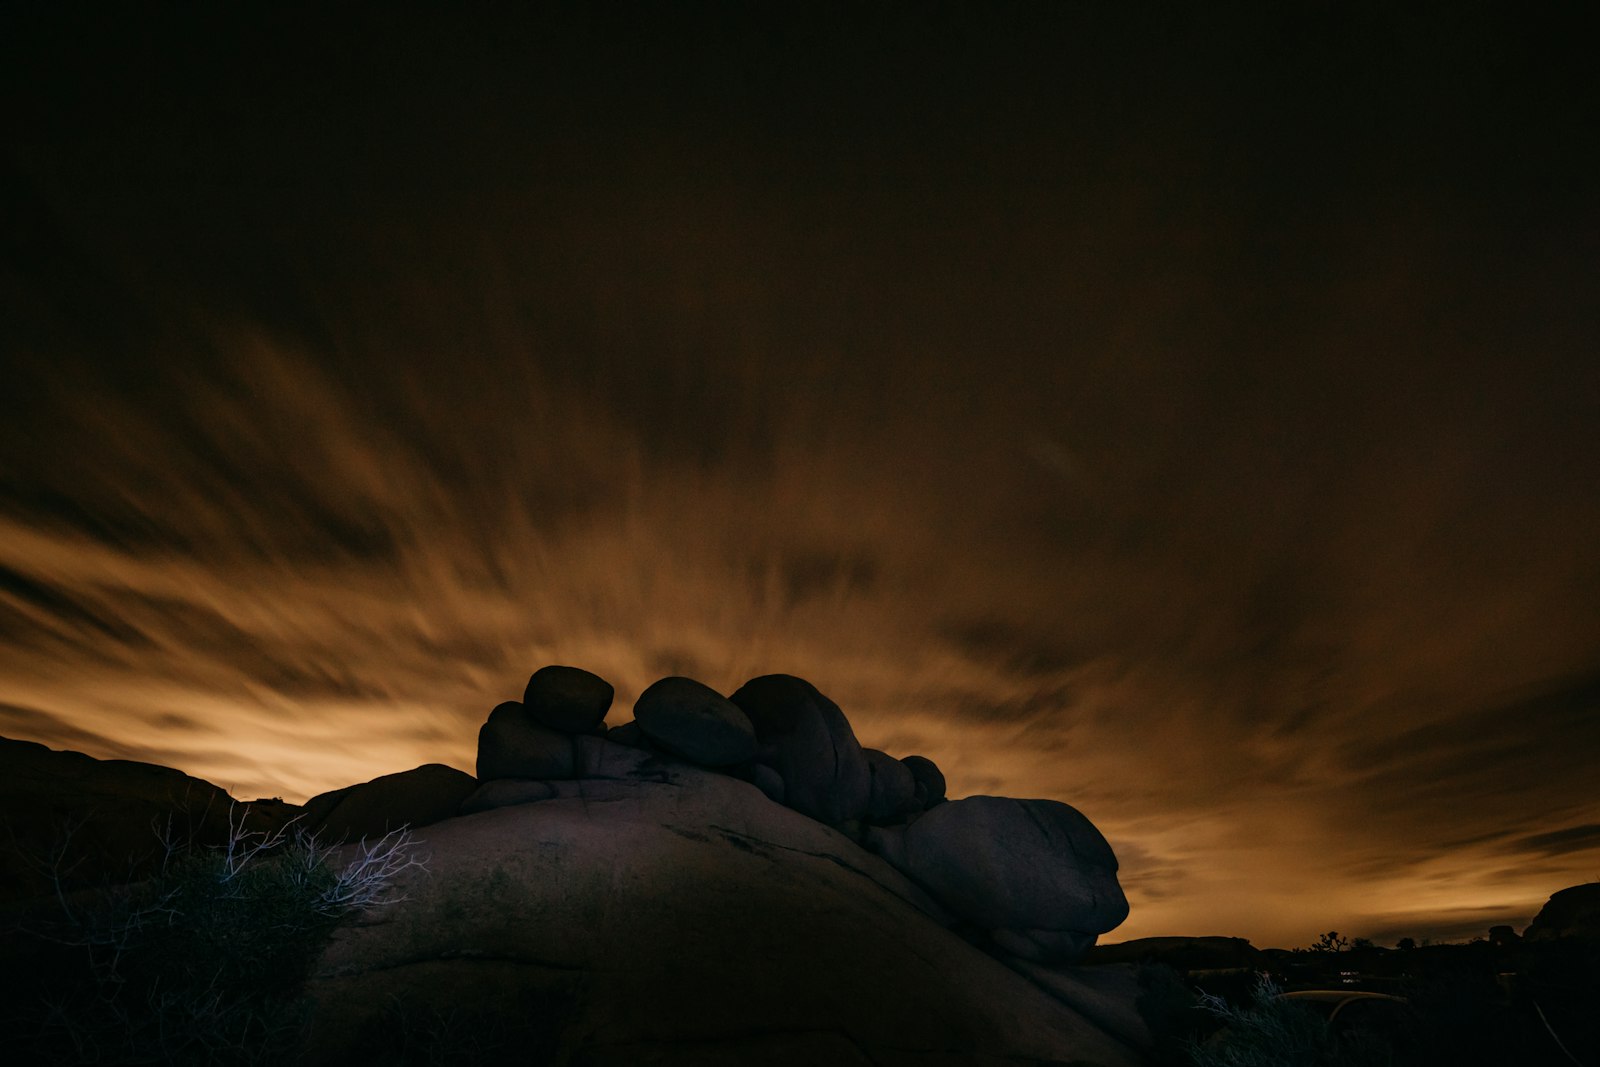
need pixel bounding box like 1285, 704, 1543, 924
1524, 882, 1600, 942
1086, 935, 1265, 972
0, 735, 297, 902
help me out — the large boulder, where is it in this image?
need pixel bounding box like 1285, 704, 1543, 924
864, 748, 917, 823
304, 765, 1144, 1066
304, 764, 476, 843
902, 754, 947, 808
728, 674, 870, 825
523, 665, 614, 734
867, 795, 1128, 963
476, 701, 576, 781
1524, 883, 1600, 942
634, 677, 757, 766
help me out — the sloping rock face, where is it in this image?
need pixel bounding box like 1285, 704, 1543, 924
306, 765, 1144, 1067
0, 736, 298, 902
303, 763, 476, 843
1524, 883, 1600, 942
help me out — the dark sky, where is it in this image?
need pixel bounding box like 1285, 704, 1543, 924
3, 4, 1597, 946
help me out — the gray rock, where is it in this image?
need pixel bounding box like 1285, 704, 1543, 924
866, 795, 1128, 962
729, 674, 870, 825
751, 762, 785, 804
523, 665, 614, 734
634, 676, 757, 766
902, 754, 946, 807
306, 764, 476, 843
607, 720, 646, 747
305, 766, 1141, 1066
864, 747, 917, 823
457, 778, 559, 815
476, 701, 576, 781
572, 734, 690, 783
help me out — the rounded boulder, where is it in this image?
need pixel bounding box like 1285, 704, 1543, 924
477, 701, 576, 781
523, 665, 614, 733
729, 674, 869, 825
902, 754, 947, 808
869, 795, 1127, 962
634, 677, 757, 767
864, 748, 918, 823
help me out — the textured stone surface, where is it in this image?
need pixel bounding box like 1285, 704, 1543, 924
633, 676, 756, 766
305, 767, 1141, 1066
728, 674, 869, 825
523, 665, 614, 734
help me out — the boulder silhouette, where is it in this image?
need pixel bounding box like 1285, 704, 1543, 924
523, 665, 614, 733
729, 674, 870, 825
867, 795, 1128, 962
1524, 882, 1600, 942
304, 762, 1145, 1066
0, 736, 298, 902
304, 763, 476, 843
477, 700, 576, 780
633, 676, 756, 766
902, 754, 946, 807
864, 747, 918, 823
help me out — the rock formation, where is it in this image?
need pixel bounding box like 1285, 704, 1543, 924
1524, 882, 1600, 942
0, 665, 1146, 1064
306, 754, 1146, 1066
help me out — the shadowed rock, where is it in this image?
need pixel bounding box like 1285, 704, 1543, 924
457, 778, 560, 816
865, 747, 917, 823
729, 674, 869, 825
304, 765, 1143, 1066
902, 754, 946, 808
634, 676, 757, 766
867, 795, 1128, 963
1524, 883, 1600, 942
523, 665, 614, 734
477, 700, 576, 781
751, 762, 785, 804
1085, 935, 1263, 971
304, 764, 476, 843
606, 720, 647, 747
0, 736, 298, 902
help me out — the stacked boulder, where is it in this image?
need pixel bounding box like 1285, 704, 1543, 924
464, 664, 1128, 963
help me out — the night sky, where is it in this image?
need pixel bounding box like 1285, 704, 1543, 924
3, 5, 1597, 948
